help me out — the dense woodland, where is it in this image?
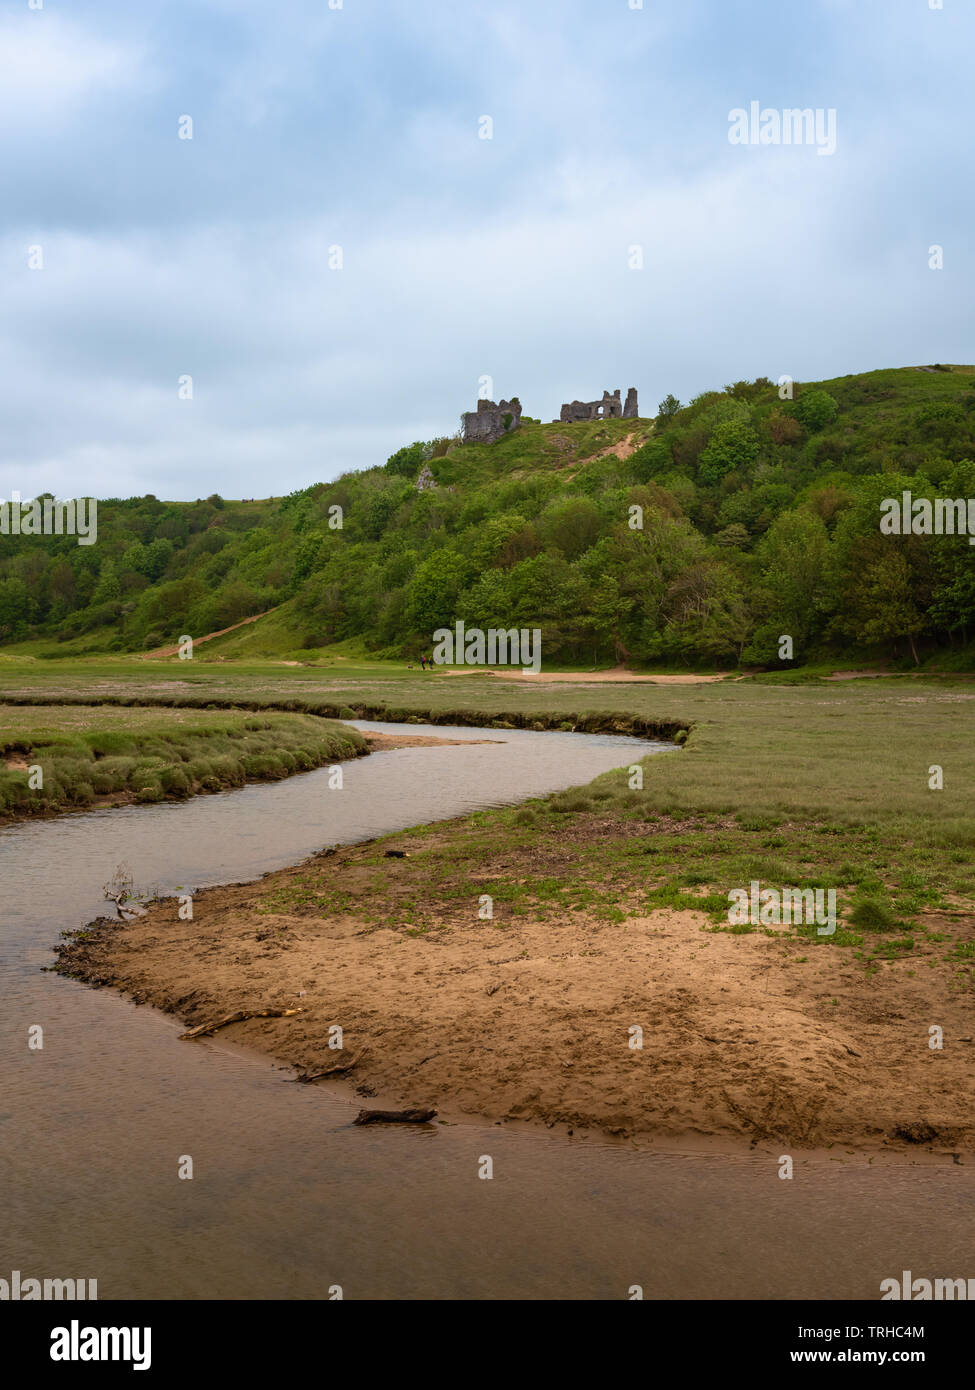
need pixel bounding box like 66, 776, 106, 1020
3, 366, 974, 669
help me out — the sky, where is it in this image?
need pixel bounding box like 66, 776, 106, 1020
2, 0, 972, 501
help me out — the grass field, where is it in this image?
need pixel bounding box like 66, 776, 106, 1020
3, 656, 972, 924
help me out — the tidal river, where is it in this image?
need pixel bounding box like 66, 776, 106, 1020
1, 722, 970, 1299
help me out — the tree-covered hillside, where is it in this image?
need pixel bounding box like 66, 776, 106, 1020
4, 366, 975, 668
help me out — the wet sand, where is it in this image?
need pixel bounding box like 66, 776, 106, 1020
363, 732, 499, 750
56, 830, 975, 1157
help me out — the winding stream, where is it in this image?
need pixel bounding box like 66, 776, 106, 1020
1, 721, 970, 1299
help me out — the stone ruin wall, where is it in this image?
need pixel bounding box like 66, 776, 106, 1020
559, 388, 639, 423
461, 397, 523, 445
460, 387, 639, 445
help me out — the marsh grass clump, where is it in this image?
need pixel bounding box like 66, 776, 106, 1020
158, 766, 192, 797
208, 754, 246, 786
0, 707, 365, 818
848, 895, 898, 931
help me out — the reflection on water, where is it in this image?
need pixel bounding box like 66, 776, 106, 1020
1, 723, 969, 1299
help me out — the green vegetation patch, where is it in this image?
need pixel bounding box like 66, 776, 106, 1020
0, 703, 365, 817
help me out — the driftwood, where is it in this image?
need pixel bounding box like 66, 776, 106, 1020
179, 1007, 302, 1040
104, 889, 148, 919
291, 1049, 365, 1083
353, 1107, 437, 1126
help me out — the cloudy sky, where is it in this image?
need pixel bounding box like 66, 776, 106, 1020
2, 0, 972, 501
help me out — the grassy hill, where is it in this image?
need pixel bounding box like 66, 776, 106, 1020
3, 364, 974, 670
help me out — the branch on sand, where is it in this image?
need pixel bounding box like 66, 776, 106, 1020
353, 1107, 437, 1126
179, 1007, 302, 1039
291, 1049, 366, 1083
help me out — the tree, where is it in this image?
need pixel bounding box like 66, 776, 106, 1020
385, 441, 428, 478
698, 417, 759, 485
855, 551, 925, 664
715, 523, 750, 548
469, 514, 534, 570
628, 438, 672, 484
657, 394, 682, 419
0, 577, 31, 638
765, 410, 802, 446
92, 559, 121, 604
406, 550, 471, 635
584, 574, 631, 660
539, 497, 602, 560
793, 390, 838, 431
143, 538, 174, 581
930, 547, 975, 641
755, 509, 830, 644
825, 473, 937, 659
656, 560, 751, 662
121, 541, 148, 575
457, 568, 511, 630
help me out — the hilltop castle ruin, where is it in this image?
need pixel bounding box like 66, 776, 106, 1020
559, 388, 638, 423
460, 386, 639, 444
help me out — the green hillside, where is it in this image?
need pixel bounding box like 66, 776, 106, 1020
3, 365, 975, 669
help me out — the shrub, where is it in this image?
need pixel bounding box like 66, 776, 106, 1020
848, 895, 897, 930
385, 441, 428, 478
698, 417, 759, 485
793, 390, 838, 431
765, 410, 802, 446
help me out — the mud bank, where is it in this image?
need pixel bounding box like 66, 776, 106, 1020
54, 827, 974, 1157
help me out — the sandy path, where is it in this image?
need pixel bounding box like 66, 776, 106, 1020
440, 667, 729, 684
139, 607, 279, 660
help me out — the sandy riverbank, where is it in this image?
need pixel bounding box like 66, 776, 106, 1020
55, 825, 974, 1156
362, 732, 499, 750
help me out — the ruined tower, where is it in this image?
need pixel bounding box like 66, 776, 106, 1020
461, 396, 523, 445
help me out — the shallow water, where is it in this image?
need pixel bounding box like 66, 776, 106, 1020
1, 722, 970, 1299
